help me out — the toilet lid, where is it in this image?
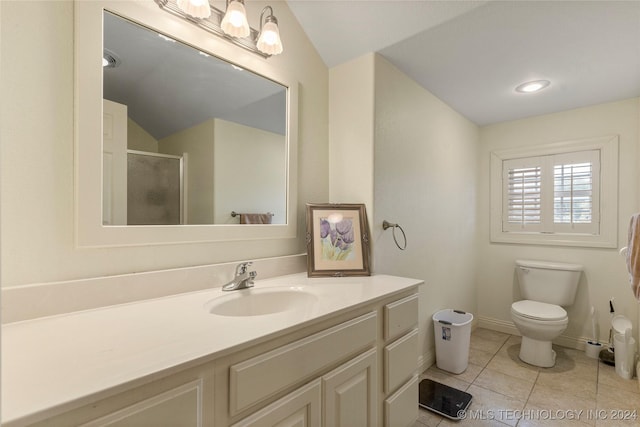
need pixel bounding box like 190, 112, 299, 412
512, 300, 567, 321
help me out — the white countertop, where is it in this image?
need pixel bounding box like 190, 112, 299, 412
2, 273, 422, 426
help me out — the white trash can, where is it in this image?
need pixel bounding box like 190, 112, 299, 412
433, 309, 474, 374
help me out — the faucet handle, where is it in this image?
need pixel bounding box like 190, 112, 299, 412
236, 261, 253, 274
247, 270, 257, 286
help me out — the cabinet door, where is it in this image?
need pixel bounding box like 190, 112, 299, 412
80, 380, 203, 427
31, 363, 214, 427
231, 379, 321, 427
322, 348, 378, 427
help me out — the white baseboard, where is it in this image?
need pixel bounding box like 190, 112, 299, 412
476, 315, 595, 351
417, 350, 435, 375
476, 315, 519, 335
418, 315, 601, 375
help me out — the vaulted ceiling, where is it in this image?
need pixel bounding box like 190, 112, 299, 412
288, 0, 640, 125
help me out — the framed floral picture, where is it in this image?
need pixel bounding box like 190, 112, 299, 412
305, 203, 371, 277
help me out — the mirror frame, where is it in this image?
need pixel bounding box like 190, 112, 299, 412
75, 0, 298, 247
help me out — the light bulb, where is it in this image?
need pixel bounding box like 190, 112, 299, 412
221, 0, 250, 38
515, 80, 550, 93
257, 19, 283, 55
227, 11, 244, 27
176, 0, 211, 19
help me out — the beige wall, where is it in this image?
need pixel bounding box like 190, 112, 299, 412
160, 118, 215, 224
156, 117, 287, 225
477, 98, 640, 344
328, 54, 480, 366
0, 0, 328, 287
372, 55, 479, 365
213, 119, 287, 225
128, 118, 158, 153
328, 53, 375, 227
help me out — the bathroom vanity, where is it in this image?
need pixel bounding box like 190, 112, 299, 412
2, 274, 421, 426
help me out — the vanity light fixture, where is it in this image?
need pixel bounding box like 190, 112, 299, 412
154, 0, 283, 58
176, 0, 211, 19
515, 79, 550, 93
256, 6, 283, 55
220, 0, 250, 38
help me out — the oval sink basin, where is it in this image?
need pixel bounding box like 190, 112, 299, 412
205, 287, 319, 317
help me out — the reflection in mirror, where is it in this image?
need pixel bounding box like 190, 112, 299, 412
102, 11, 287, 226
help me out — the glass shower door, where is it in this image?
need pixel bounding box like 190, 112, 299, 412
127, 150, 183, 225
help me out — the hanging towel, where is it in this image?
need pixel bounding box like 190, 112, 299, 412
240, 213, 273, 224
626, 213, 640, 301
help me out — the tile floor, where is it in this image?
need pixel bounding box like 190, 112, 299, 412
415, 328, 640, 426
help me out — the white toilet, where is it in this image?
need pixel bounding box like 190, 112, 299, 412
511, 260, 583, 368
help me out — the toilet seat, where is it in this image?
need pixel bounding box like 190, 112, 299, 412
511, 300, 567, 321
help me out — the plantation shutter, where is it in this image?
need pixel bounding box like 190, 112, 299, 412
552, 150, 600, 234
502, 150, 600, 234
503, 158, 544, 232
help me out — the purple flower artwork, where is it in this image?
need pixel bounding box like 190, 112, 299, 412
306, 203, 370, 276
319, 217, 355, 261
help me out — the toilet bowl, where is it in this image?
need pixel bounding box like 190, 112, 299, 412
510, 260, 582, 368
511, 300, 568, 367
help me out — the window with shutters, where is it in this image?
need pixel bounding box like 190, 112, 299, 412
503, 150, 600, 234
490, 136, 618, 248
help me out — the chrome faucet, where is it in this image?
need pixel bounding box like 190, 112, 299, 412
222, 262, 257, 291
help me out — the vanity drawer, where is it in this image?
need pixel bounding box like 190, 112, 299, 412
384, 328, 418, 393
384, 293, 418, 341
384, 375, 419, 427
229, 312, 377, 415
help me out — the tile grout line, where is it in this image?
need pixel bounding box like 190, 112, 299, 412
472, 333, 527, 427
420, 330, 629, 427
477, 333, 544, 427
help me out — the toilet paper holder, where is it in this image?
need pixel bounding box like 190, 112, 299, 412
383, 220, 407, 250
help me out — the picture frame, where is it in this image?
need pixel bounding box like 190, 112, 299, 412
305, 203, 371, 277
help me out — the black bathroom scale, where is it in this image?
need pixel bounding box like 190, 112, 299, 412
418, 379, 472, 420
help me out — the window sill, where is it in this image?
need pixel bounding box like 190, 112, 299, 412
490, 231, 617, 248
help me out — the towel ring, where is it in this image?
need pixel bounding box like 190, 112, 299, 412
382, 220, 407, 250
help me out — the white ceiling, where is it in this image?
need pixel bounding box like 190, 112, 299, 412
287, 0, 640, 125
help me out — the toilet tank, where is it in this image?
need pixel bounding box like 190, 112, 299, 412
515, 260, 583, 306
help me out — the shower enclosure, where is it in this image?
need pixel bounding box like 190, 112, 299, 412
126, 150, 184, 225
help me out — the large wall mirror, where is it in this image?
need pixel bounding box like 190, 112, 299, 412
103, 11, 287, 226
75, 1, 298, 246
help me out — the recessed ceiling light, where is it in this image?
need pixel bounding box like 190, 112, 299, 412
102, 49, 120, 68
515, 80, 550, 93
